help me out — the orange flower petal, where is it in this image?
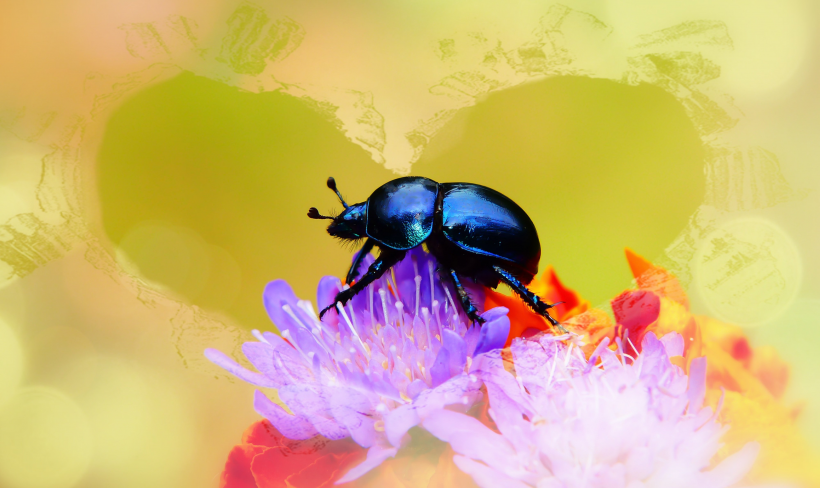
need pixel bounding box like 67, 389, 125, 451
708, 389, 820, 486
625, 246, 654, 279
485, 288, 549, 347
697, 316, 754, 367
750, 345, 790, 400
486, 266, 589, 346
529, 266, 590, 319
563, 308, 615, 357
702, 343, 772, 401
624, 248, 688, 308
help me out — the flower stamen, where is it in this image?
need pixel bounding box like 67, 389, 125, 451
378, 288, 390, 328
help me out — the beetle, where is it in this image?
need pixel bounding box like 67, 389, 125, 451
308, 176, 567, 332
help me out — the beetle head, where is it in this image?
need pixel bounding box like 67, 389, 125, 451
307, 177, 367, 240
325, 202, 367, 240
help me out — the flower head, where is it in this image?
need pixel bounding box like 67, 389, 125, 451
424, 331, 759, 488
206, 248, 511, 482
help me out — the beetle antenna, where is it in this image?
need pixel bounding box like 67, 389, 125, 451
326, 177, 349, 209
307, 207, 334, 220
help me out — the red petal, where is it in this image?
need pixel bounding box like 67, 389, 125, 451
611, 290, 660, 340
242, 420, 282, 448
221, 444, 268, 488
242, 419, 346, 456
731, 337, 753, 365
285, 450, 367, 487
250, 438, 365, 488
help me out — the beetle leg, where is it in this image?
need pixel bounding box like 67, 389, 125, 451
448, 269, 486, 325
345, 238, 375, 285
492, 265, 569, 334
320, 249, 406, 320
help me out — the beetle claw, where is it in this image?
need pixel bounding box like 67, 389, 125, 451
544, 312, 570, 334
319, 303, 336, 320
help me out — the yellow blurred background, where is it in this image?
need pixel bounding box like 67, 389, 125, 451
0, 0, 818, 486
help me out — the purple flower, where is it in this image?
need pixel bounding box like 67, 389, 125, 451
205, 248, 510, 482
424, 331, 761, 488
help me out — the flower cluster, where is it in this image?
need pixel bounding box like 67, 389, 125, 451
206, 248, 510, 483
209, 247, 814, 487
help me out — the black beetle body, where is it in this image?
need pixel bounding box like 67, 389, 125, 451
309, 176, 565, 331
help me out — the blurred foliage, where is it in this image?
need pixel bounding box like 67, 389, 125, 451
98, 72, 704, 331
416, 76, 705, 304
98, 72, 394, 331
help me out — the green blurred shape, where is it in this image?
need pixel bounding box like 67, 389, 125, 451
414, 76, 704, 305
98, 72, 704, 331
98, 72, 393, 331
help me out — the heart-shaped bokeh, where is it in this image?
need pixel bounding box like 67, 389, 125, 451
97, 71, 704, 331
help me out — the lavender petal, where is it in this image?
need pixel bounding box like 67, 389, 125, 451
253, 390, 318, 440
384, 405, 419, 447
316, 275, 342, 325
204, 348, 278, 388
472, 310, 510, 356
687, 356, 707, 414
263, 280, 302, 334
423, 409, 487, 443
329, 387, 376, 448
453, 456, 531, 488
660, 331, 685, 358
430, 347, 451, 387
442, 328, 467, 374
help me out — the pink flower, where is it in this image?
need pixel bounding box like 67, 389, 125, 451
424, 331, 761, 488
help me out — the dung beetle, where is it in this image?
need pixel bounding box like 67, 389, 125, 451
308, 176, 567, 332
